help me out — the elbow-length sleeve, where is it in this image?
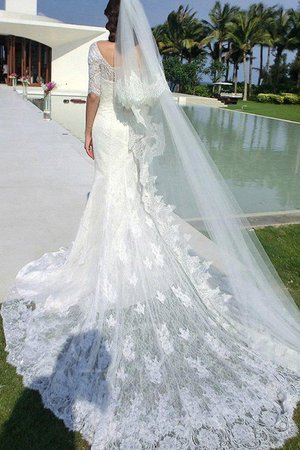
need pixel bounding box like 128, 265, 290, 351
88, 43, 101, 97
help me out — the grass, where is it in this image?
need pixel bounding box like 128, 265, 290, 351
227, 100, 300, 123
0, 315, 90, 449
0, 224, 300, 449
256, 225, 300, 309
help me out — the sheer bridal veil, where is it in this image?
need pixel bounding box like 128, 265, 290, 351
113, 0, 300, 370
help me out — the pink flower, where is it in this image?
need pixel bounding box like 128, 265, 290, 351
18, 76, 30, 84
43, 81, 57, 95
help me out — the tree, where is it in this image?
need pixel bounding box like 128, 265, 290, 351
227, 11, 268, 100
289, 55, 300, 88
288, 9, 300, 87
163, 55, 206, 93
203, 1, 240, 65
152, 5, 207, 63
204, 60, 226, 83
248, 4, 276, 86
154, 2, 300, 94
272, 8, 295, 85
227, 44, 243, 93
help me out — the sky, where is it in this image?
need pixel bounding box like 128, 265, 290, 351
0, 0, 298, 27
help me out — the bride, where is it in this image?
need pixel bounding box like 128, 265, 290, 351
1, 0, 300, 448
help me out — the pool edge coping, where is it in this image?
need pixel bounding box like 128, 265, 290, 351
219, 106, 300, 125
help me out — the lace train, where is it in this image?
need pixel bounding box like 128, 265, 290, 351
2, 173, 300, 449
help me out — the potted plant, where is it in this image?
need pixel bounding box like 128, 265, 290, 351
19, 76, 30, 100
9, 73, 18, 90
42, 81, 57, 120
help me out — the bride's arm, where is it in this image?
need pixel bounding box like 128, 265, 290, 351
85, 93, 100, 160
85, 44, 101, 160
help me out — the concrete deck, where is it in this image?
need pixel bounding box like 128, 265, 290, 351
0, 85, 93, 302
173, 92, 225, 108
188, 210, 300, 232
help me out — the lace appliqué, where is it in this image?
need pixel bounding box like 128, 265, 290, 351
115, 70, 168, 110
88, 42, 116, 96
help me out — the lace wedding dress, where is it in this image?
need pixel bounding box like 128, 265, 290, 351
1, 35, 300, 450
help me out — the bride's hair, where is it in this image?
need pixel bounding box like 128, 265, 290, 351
104, 0, 121, 42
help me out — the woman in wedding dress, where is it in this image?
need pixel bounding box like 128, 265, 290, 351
1, 0, 300, 448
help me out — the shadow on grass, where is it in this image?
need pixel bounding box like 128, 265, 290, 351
0, 324, 113, 450
0, 388, 82, 450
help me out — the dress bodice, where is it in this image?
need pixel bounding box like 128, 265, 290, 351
88, 42, 116, 111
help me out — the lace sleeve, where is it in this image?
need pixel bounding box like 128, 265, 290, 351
88, 43, 101, 97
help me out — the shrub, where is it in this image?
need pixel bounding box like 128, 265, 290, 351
257, 93, 270, 102
257, 93, 284, 103
257, 92, 300, 104
191, 85, 212, 97
254, 84, 300, 95
281, 93, 300, 104
274, 95, 285, 104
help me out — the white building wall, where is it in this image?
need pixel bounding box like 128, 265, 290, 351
51, 32, 108, 92
5, 0, 37, 15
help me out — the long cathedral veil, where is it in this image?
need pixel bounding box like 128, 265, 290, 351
114, 0, 300, 370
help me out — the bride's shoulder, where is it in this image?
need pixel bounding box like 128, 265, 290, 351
88, 41, 102, 62
88, 40, 109, 55
88, 41, 97, 52
94, 40, 111, 51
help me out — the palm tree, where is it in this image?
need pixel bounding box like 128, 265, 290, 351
246, 4, 272, 96
227, 11, 268, 100
288, 8, 300, 87
203, 2, 240, 64
272, 7, 294, 84
152, 5, 207, 63
152, 24, 167, 50
227, 44, 243, 93
248, 4, 276, 86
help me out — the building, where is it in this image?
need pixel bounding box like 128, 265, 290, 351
0, 0, 107, 91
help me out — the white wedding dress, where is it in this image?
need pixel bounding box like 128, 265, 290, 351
1, 40, 300, 450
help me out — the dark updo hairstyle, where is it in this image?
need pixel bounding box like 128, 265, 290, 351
104, 0, 121, 42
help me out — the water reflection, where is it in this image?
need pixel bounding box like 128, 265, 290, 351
184, 106, 300, 213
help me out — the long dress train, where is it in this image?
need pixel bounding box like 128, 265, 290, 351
1, 42, 300, 450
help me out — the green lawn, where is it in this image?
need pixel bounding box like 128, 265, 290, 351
227, 100, 300, 123
0, 316, 90, 449
0, 224, 300, 449
256, 225, 300, 309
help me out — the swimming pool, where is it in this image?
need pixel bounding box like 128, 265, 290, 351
44, 95, 300, 216
184, 106, 300, 215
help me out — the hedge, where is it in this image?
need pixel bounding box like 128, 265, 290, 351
281, 93, 300, 104
257, 93, 300, 104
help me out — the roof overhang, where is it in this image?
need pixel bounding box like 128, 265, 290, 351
0, 15, 106, 49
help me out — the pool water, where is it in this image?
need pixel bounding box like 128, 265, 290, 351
46, 95, 300, 215
184, 106, 300, 214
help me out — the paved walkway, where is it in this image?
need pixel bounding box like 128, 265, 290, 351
0, 85, 93, 302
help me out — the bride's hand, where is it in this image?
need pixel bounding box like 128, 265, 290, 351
84, 133, 95, 160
